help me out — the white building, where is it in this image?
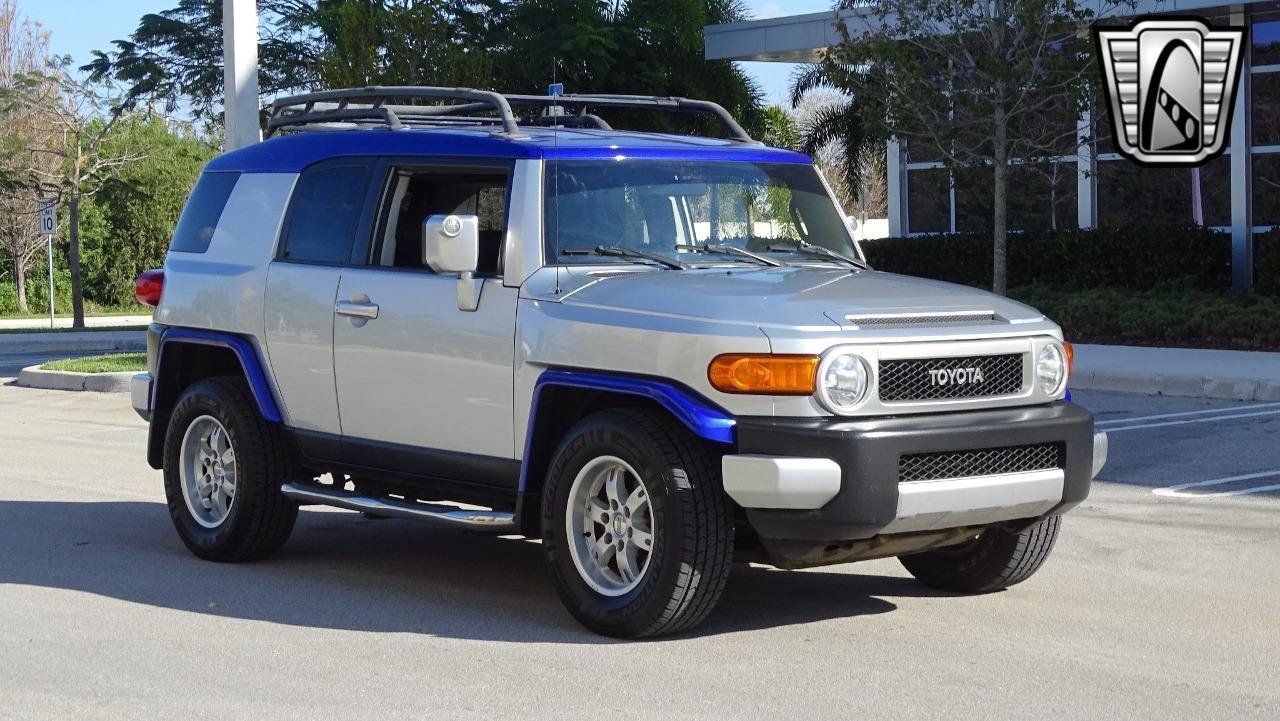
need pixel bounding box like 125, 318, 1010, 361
705, 1, 1279, 291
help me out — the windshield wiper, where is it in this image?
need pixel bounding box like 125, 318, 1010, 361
764, 239, 868, 270
561, 245, 687, 270
674, 243, 784, 267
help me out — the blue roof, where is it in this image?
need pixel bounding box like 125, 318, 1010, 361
205, 128, 812, 173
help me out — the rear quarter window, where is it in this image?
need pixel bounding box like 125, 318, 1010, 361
169, 171, 240, 253
278, 163, 372, 265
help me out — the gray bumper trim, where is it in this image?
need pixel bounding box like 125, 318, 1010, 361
881, 468, 1065, 534
131, 372, 153, 421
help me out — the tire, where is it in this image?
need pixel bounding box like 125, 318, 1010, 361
899, 516, 1061, 594
541, 407, 734, 638
163, 376, 299, 562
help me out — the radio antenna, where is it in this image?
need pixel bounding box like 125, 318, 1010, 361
552, 57, 562, 296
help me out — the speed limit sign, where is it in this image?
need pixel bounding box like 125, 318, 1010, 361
37, 199, 56, 235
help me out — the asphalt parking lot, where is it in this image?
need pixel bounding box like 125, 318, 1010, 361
0, 382, 1276, 720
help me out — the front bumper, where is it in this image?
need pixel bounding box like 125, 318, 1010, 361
725, 402, 1101, 542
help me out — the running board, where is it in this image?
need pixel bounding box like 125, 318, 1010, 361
280, 481, 516, 532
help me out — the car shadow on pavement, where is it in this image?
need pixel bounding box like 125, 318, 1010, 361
0, 500, 941, 641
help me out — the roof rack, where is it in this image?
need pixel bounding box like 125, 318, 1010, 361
265, 86, 757, 144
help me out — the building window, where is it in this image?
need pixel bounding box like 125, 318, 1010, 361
906, 168, 950, 233
1098, 160, 1196, 227
1253, 13, 1280, 66
1254, 152, 1280, 227
1253, 71, 1280, 147
1198, 154, 1232, 228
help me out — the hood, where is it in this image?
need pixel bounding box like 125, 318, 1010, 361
549, 266, 1045, 331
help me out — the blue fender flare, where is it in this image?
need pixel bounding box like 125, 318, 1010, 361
157, 328, 282, 423
518, 369, 736, 492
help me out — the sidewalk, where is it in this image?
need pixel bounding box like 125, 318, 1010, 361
1072, 343, 1280, 402
0, 314, 152, 331
0, 329, 146, 354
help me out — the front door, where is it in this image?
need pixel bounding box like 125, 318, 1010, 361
332, 161, 518, 475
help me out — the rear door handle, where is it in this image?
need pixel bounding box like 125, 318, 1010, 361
335, 299, 380, 320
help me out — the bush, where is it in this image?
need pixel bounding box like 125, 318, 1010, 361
0, 269, 77, 316
1012, 283, 1280, 350
862, 226, 1233, 292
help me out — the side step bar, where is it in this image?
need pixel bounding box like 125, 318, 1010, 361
280, 481, 517, 532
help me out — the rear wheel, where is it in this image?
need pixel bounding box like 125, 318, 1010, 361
541, 408, 734, 638
163, 377, 299, 562
899, 516, 1061, 593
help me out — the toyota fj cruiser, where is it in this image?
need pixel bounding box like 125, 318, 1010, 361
132, 87, 1107, 638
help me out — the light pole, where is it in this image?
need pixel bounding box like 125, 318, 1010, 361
222, 0, 261, 151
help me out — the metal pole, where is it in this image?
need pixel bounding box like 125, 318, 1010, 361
47, 233, 54, 328
1229, 6, 1253, 293
222, 0, 261, 151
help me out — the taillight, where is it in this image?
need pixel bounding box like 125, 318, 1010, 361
135, 269, 164, 307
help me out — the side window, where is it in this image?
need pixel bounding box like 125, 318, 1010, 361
279, 164, 371, 264
370, 166, 510, 275
169, 171, 240, 253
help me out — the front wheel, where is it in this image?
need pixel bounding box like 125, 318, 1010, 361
899, 516, 1061, 593
541, 408, 734, 638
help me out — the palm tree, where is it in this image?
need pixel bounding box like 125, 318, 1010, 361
788, 60, 882, 218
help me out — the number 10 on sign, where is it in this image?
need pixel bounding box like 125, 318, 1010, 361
37, 199, 56, 327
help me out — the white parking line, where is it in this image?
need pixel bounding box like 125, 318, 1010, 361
1095, 401, 1280, 428
1153, 470, 1280, 498
1100, 409, 1280, 433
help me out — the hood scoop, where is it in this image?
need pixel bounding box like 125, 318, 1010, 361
840, 310, 1004, 330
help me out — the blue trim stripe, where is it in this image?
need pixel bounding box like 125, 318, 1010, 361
158, 328, 283, 423
205, 129, 810, 174
519, 369, 737, 492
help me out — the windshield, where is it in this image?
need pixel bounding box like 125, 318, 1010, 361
544, 160, 859, 266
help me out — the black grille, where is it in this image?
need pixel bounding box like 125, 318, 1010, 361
878, 353, 1023, 402
899, 443, 1064, 482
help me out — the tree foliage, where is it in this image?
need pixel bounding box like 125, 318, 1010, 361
79, 116, 215, 307
825, 0, 1131, 294
84, 0, 762, 135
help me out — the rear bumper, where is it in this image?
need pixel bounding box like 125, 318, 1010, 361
724, 402, 1100, 542
131, 372, 153, 421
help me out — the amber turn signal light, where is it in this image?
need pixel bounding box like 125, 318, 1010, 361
708, 354, 819, 395
1063, 341, 1075, 376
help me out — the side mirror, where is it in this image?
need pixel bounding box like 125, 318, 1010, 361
422, 214, 480, 275
423, 214, 483, 312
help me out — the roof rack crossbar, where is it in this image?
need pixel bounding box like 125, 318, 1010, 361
265, 87, 754, 143
267, 86, 527, 138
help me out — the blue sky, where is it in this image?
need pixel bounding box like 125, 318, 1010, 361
27, 0, 832, 105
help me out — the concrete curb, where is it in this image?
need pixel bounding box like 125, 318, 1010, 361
1071, 344, 1280, 402
1070, 372, 1280, 402
15, 365, 133, 393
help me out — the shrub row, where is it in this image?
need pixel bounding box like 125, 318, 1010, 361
860, 226, 1272, 292
1256, 229, 1280, 296
1011, 283, 1280, 351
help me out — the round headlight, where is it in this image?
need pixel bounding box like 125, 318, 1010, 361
1036, 342, 1068, 395
817, 352, 871, 413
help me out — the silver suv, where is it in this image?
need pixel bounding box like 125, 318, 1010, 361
131, 87, 1106, 638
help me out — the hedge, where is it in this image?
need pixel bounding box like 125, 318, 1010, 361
860, 226, 1267, 292
1011, 283, 1280, 350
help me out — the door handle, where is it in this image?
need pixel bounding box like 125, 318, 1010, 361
335, 299, 380, 320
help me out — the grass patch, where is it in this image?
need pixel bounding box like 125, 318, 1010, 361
42, 353, 146, 374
